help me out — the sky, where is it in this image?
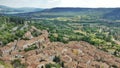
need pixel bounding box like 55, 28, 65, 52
0, 0, 120, 8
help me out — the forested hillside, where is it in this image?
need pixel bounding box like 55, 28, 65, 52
0, 7, 120, 68
0, 16, 28, 45
103, 9, 120, 20
15, 8, 120, 20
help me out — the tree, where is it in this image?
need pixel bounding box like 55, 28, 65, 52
11, 59, 26, 68
53, 56, 60, 63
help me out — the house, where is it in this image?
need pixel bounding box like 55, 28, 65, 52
17, 33, 47, 50
0, 40, 17, 56
16, 40, 26, 50
23, 31, 33, 39
64, 61, 77, 68
61, 55, 72, 63
36, 64, 45, 68
0, 30, 49, 56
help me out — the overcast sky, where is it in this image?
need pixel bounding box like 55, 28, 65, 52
0, 0, 120, 8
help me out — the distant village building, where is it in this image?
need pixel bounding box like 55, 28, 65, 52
23, 31, 33, 39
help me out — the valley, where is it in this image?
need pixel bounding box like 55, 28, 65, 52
0, 7, 120, 68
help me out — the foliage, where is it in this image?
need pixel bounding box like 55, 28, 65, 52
30, 17, 120, 56
45, 63, 61, 68
53, 56, 60, 63
0, 60, 13, 68
0, 16, 27, 46
24, 44, 38, 52
11, 59, 26, 68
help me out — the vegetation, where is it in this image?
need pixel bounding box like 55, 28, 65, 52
45, 63, 61, 68
30, 16, 120, 57
31, 30, 41, 37
53, 56, 60, 63
0, 60, 13, 68
11, 59, 26, 68
24, 44, 38, 52
0, 16, 28, 46
0, 8, 120, 57
45, 55, 64, 68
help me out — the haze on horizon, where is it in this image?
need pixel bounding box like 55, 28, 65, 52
0, 0, 120, 8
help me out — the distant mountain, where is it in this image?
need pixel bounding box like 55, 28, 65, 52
17, 7, 43, 12
0, 5, 18, 13
103, 8, 120, 20
41, 7, 90, 12
41, 7, 110, 12
44, 8, 120, 20
0, 5, 43, 14
14, 7, 115, 18
3, 7, 120, 20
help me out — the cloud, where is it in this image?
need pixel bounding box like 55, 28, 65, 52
47, 0, 60, 2
59, 0, 120, 7
0, 0, 120, 8
0, 0, 61, 8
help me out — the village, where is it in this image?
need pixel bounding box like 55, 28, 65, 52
0, 26, 120, 68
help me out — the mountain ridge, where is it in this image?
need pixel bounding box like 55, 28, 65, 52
12, 7, 120, 20
0, 5, 43, 14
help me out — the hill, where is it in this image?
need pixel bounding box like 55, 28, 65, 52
14, 7, 120, 20
103, 8, 120, 20
0, 13, 120, 68
41, 7, 113, 12
0, 26, 120, 68
0, 5, 43, 14
0, 5, 18, 14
